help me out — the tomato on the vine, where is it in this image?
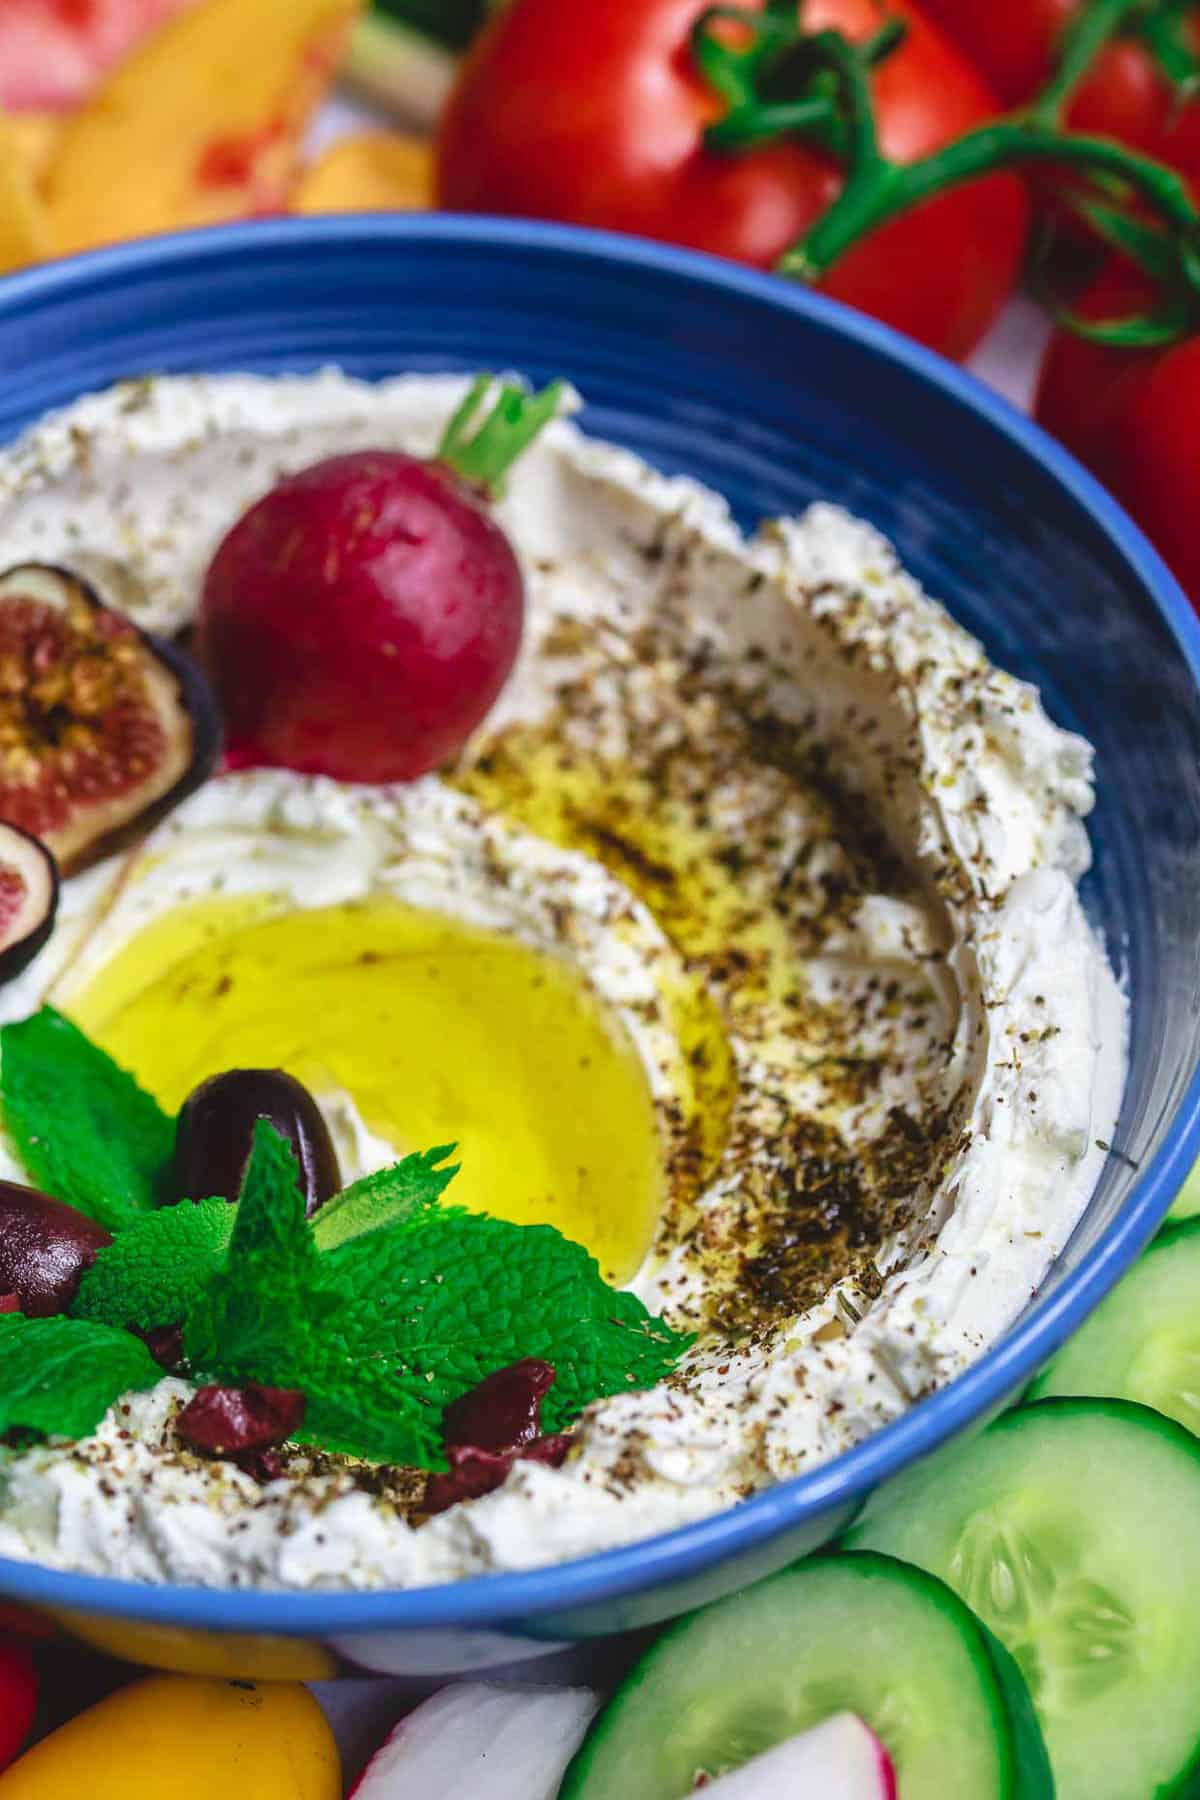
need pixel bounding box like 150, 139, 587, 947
922, 0, 1200, 195
1036, 258, 1200, 607
436, 0, 1029, 361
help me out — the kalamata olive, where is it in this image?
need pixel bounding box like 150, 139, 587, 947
423, 1359, 573, 1514
172, 1068, 341, 1215
443, 1358, 556, 1457
0, 1181, 113, 1316
175, 1384, 306, 1457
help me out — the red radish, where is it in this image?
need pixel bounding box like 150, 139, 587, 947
685, 1713, 896, 1798
350, 1682, 599, 1798
0, 0, 196, 112
199, 377, 563, 784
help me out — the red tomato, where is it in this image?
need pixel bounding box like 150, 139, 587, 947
922, 0, 1200, 194
1036, 259, 1200, 606
0, 1639, 37, 1770
436, 0, 1029, 361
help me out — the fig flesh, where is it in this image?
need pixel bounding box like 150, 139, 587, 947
0, 821, 57, 983
0, 563, 220, 873
0, 1180, 113, 1316
172, 1067, 342, 1215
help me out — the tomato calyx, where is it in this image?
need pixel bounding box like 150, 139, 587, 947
692, 0, 906, 155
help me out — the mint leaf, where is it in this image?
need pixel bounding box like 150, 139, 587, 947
183, 1124, 437, 1463
183, 1120, 321, 1377
182, 1129, 691, 1472
0, 1007, 174, 1232
73, 1200, 235, 1331
326, 1213, 692, 1441
0, 1313, 162, 1441
311, 1145, 459, 1251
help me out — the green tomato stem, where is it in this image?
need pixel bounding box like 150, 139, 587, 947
1030, 0, 1150, 125
1138, 4, 1200, 97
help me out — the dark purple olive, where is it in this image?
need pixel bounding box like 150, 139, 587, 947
0, 1181, 113, 1316
443, 1358, 557, 1458
172, 1068, 341, 1215
175, 1384, 306, 1457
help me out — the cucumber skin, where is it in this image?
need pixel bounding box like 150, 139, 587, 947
559, 1551, 1054, 1800
849, 1400, 1200, 1800
982, 1621, 1057, 1800
1027, 1217, 1200, 1406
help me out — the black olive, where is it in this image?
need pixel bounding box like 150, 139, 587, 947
0, 1181, 113, 1316
171, 1069, 341, 1216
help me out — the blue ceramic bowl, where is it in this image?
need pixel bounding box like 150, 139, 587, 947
0, 217, 1198, 1681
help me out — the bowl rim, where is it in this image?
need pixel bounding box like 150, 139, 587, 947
0, 212, 1198, 1636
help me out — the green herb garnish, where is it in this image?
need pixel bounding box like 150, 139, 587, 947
0, 1021, 692, 1470
0, 1314, 162, 1442
73, 1200, 235, 1332
0, 1008, 173, 1232
311, 1144, 459, 1250
184, 1122, 690, 1469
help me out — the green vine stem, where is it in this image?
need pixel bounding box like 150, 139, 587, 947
689, 0, 1200, 341
1029, 0, 1151, 123
1138, 2, 1200, 96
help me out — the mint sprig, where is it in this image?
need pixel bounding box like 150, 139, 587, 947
73, 1200, 235, 1332
311, 1145, 459, 1251
0, 1008, 173, 1232
0, 1022, 693, 1471
325, 1213, 689, 1438
0, 1314, 162, 1441
183, 1123, 690, 1470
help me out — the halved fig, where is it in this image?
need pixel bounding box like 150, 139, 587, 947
0, 563, 221, 873
0, 821, 57, 982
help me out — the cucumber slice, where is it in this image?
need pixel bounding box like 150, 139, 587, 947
1169, 1158, 1200, 1222
845, 1399, 1200, 1799
1029, 1218, 1200, 1432
559, 1551, 1052, 1800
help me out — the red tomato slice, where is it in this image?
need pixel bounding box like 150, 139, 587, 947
0, 0, 197, 112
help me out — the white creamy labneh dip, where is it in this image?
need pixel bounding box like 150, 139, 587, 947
0, 373, 1125, 1590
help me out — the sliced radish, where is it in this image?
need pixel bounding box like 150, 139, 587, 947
351, 1682, 600, 1799
0, 821, 57, 983
683, 1714, 896, 1798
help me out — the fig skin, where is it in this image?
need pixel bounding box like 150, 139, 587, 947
172, 1068, 342, 1215
0, 1181, 113, 1316
0, 563, 222, 874
198, 451, 524, 783
0, 822, 58, 985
